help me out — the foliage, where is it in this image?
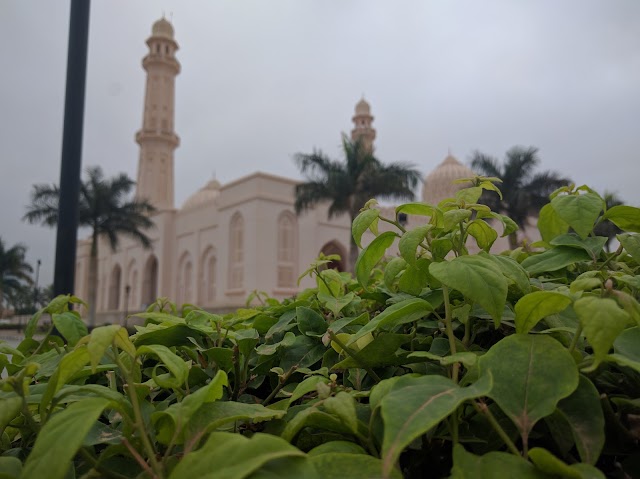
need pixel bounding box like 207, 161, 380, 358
294, 135, 421, 271
471, 146, 571, 248
23, 166, 156, 326
0, 237, 33, 317
2, 179, 640, 478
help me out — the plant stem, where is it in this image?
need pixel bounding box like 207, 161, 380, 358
262, 365, 297, 406
232, 345, 241, 401
442, 286, 459, 383
473, 401, 520, 456
112, 344, 163, 479
568, 324, 583, 354
79, 447, 129, 479
31, 324, 54, 356
327, 329, 381, 383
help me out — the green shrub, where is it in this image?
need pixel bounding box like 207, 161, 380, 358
1, 179, 639, 478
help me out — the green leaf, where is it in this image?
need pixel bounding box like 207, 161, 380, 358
551, 193, 603, 239
456, 186, 483, 204
318, 291, 356, 316
352, 208, 380, 248
52, 312, 88, 347
450, 444, 548, 479
279, 335, 326, 371
395, 203, 443, 227
443, 209, 472, 231
296, 307, 328, 337
256, 332, 296, 356
429, 255, 508, 326
603, 205, 640, 233
309, 453, 402, 479
21, 397, 109, 479
574, 297, 630, 367
478, 335, 579, 446
324, 392, 358, 435
153, 370, 228, 444
529, 447, 605, 479
486, 254, 531, 294
431, 238, 454, 261
355, 231, 398, 289
383, 257, 407, 289
550, 234, 607, 260
168, 432, 307, 479
467, 220, 498, 252
618, 233, 640, 262
336, 333, 410, 369
0, 396, 22, 431
281, 407, 352, 442
407, 351, 478, 367
0, 457, 22, 479
80, 325, 134, 372
380, 374, 492, 477
521, 247, 591, 275
288, 375, 330, 404
187, 401, 285, 439
234, 328, 260, 358
514, 291, 572, 334
40, 346, 91, 413
398, 225, 432, 265
613, 326, 640, 361
136, 344, 190, 389
538, 203, 569, 243
307, 441, 367, 456
347, 298, 432, 346
556, 375, 605, 465
398, 258, 431, 295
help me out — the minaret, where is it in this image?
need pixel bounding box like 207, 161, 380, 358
351, 98, 376, 152
135, 18, 180, 211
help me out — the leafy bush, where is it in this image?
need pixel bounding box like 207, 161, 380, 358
1, 179, 639, 478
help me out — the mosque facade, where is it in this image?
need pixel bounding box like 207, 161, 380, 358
74, 19, 522, 324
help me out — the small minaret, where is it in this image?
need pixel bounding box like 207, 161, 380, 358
351, 98, 376, 153
135, 18, 180, 211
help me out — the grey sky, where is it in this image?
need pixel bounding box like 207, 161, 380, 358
1, 0, 639, 286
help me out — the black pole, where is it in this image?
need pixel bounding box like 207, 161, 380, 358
33, 259, 41, 308
53, 0, 91, 297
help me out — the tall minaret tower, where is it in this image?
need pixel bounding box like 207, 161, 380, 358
135, 18, 180, 211
351, 98, 376, 153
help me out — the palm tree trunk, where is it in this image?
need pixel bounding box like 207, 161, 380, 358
87, 233, 99, 328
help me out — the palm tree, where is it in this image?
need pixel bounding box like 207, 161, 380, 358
0, 238, 33, 318
594, 191, 624, 252
24, 166, 155, 326
294, 135, 421, 271
471, 146, 571, 249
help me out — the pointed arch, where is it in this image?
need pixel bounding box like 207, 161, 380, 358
142, 255, 158, 307
277, 211, 298, 288
108, 264, 122, 310
177, 251, 194, 305
228, 212, 244, 289
319, 240, 347, 272
199, 246, 217, 305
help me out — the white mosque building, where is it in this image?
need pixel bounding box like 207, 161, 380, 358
74, 18, 517, 324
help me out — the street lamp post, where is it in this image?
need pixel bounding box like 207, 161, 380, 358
124, 285, 131, 329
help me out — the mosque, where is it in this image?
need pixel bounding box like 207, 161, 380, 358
74, 18, 518, 324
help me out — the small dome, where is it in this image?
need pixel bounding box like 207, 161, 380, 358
422, 154, 476, 204
181, 179, 221, 211
355, 98, 371, 116
152, 18, 174, 39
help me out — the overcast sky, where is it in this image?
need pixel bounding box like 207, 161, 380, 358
1, 0, 639, 286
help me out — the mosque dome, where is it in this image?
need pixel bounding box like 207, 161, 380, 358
152, 18, 174, 39
355, 98, 371, 116
181, 179, 221, 211
422, 154, 476, 204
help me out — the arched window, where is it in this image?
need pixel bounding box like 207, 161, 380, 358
177, 252, 193, 305
199, 246, 216, 305
228, 212, 244, 289
108, 264, 122, 310
277, 212, 298, 288
142, 255, 158, 307
319, 241, 347, 272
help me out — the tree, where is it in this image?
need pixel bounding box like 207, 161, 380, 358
594, 191, 624, 252
470, 146, 571, 249
294, 135, 421, 271
24, 166, 155, 326
0, 238, 33, 318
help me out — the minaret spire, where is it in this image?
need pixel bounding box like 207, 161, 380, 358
351, 97, 376, 153
135, 18, 180, 211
